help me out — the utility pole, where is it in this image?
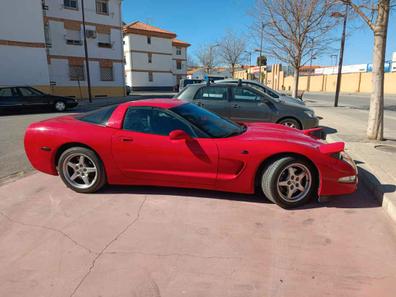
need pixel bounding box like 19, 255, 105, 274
333, 5, 348, 107
245, 50, 252, 79
81, 0, 92, 103
258, 22, 264, 83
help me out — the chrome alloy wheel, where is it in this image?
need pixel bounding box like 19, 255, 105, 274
55, 101, 66, 112
62, 153, 98, 189
282, 121, 297, 128
276, 163, 312, 202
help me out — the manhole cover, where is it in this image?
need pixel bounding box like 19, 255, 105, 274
374, 145, 396, 153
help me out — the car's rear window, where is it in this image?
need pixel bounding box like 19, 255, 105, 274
77, 104, 118, 125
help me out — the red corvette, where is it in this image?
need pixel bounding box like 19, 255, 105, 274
24, 99, 357, 208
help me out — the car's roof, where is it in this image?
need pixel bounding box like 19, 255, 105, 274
120, 98, 186, 109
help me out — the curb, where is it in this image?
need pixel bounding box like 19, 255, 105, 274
326, 133, 396, 223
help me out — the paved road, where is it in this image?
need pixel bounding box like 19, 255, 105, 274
0, 173, 395, 297
0, 94, 174, 180
304, 92, 396, 112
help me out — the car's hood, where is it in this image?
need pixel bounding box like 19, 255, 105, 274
236, 122, 322, 149
279, 95, 305, 106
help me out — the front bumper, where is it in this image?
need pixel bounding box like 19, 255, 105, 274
303, 116, 320, 129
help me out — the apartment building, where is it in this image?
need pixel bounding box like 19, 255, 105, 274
0, 0, 125, 98
123, 21, 190, 91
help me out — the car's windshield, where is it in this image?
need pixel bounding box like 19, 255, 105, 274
171, 103, 245, 138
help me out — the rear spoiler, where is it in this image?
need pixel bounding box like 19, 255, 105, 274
303, 128, 326, 140
319, 142, 345, 154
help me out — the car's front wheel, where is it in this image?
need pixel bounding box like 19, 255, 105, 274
54, 101, 66, 112
278, 118, 301, 130
58, 147, 106, 193
261, 156, 317, 208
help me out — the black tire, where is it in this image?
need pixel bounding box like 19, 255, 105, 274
58, 147, 106, 193
260, 156, 317, 209
278, 118, 302, 130
54, 100, 66, 112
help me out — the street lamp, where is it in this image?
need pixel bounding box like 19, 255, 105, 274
256, 22, 265, 83
208, 43, 219, 75
244, 50, 252, 79
332, 5, 348, 107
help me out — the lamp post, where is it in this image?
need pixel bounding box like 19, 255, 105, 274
256, 22, 265, 83
81, 0, 92, 103
208, 43, 219, 75
245, 50, 252, 79
332, 5, 348, 107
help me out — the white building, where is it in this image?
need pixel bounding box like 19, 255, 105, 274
0, 0, 125, 98
123, 21, 190, 91
0, 0, 50, 90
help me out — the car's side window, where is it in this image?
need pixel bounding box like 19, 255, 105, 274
123, 108, 196, 136
0, 88, 13, 97
194, 86, 227, 101
18, 88, 36, 97
232, 87, 261, 102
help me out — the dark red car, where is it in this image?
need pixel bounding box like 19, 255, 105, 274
24, 99, 357, 208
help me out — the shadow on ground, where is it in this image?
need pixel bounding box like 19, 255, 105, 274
98, 181, 379, 210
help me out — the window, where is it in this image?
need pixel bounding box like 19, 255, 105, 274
100, 66, 113, 81
148, 53, 152, 63
64, 0, 78, 10
176, 61, 182, 70
98, 33, 111, 48
18, 87, 43, 96
69, 65, 85, 81
123, 108, 195, 136
66, 29, 82, 45
148, 72, 153, 82
147, 36, 151, 44
0, 88, 13, 97
77, 105, 117, 125
232, 87, 261, 101
96, 0, 109, 14
176, 47, 181, 55
194, 86, 228, 101
247, 83, 279, 99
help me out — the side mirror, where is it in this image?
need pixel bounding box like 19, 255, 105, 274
169, 130, 191, 141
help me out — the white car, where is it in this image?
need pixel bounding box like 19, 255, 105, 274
214, 79, 305, 106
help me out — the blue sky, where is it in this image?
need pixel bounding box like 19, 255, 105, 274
122, 0, 396, 67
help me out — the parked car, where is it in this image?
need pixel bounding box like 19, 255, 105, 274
0, 86, 78, 112
214, 79, 305, 106
24, 99, 357, 208
179, 79, 204, 92
175, 83, 318, 129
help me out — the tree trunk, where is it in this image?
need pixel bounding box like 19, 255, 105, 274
367, 0, 389, 140
292, 68, 300, 98
231, 63, 235, 78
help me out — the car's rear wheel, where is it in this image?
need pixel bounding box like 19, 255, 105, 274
261, 156, 317, 208
58, 147, 106, 193
54, 101, 66, 112
278, 118, 301, 130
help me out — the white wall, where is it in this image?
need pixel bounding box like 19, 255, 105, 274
125, 34, 173, 54
0, 0, 50, 86
128, 52, 172, 71
45, 0, 122, 27
0, 47, 50, 86
129, 72, 174, 88
0, 0, 45, 43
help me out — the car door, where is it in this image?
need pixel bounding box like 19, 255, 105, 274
17, 87, 48, 109
0, 87, 20, 110
111, 107, 219, 187
230, 86, 274, 122
193, 86, 231, 118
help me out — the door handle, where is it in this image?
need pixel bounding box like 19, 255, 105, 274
121, 137, 133, 142
232, 104, 240, 109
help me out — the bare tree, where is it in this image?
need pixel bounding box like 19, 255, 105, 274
253, 0, 337, 97
343, 0, 391, 140
195, 44, 219, 74
218, 31, 247, 77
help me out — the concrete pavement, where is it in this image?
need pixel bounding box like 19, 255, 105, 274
306, 96, 396, 222
1, 173, 396, 297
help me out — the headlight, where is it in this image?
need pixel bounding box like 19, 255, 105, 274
304, 110, 315, 118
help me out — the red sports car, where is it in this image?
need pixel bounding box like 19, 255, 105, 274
24, 99, 357, 208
